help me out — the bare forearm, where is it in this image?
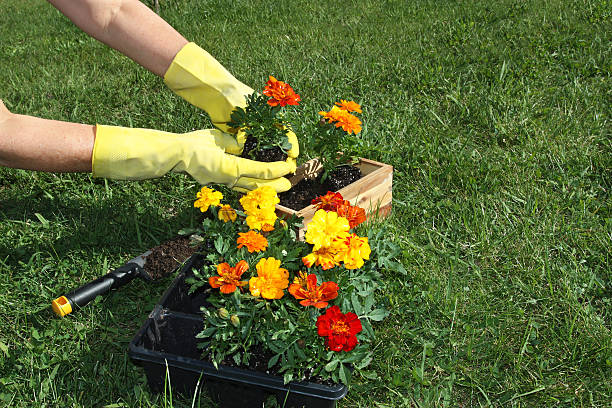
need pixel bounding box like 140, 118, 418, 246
0, 112, 94, 172
47, 0, 188, 76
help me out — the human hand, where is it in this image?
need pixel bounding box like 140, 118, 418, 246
92, 126, 295, 192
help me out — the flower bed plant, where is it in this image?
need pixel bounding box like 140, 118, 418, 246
185, 185, 395, 387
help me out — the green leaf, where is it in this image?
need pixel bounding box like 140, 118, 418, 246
283, 372, 293, 384
367, 309, 389, 322
360, 370, 378, 380
324, 359, 338, 372
351, 292, 363, 315
339, 363, 351, 385
268, 353, 280, 369
196, 327, 217, 338
0, 341, 8, 357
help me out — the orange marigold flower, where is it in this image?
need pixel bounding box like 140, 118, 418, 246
334, 110, 362, 134
289, 274, 339, 308
218, 204, 237, 223
261, 223, 275, 232
335, 100, 362, 113
262, 76, 301, 107
209, 260, 249, 294
318, 106, 344, 123
194, 187, 223, 213
312, 191, 345, 212
237, 230, 269, 253
249, 257, 289, 299
336, 202, 367, 229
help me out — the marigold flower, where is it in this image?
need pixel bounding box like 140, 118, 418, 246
218, 204, 237, 222
336, 233, 371, 269
302, 246, 341, 270
319, 106, 362, 134
240, 186, 279, 213
316, 305, 362, 352
249, 257, 289, 299
261, 223, 275, 232
262, 76, 301, 107
237, 230, 269, 253
335, 202, 367, 229
334, 110, 362, 134
209, 260, 249, 294
311, 191, 345, 212
292, 271, 309, 288
305, 209, 350, 251
335, 100, 362, 113
318, 106, 344, 123
194, 187, 223, 213
245, 208, 278, 231
289, 274, 339, 308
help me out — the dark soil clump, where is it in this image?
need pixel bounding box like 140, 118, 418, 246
279, 165, 362, 210
144, 236, 199, 280
240, 135, 288, 162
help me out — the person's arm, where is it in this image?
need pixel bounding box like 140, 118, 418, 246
47, 0, 188, 77
0, 101, 94, 172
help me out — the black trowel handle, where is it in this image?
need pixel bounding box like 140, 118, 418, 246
52, 263, 142, 317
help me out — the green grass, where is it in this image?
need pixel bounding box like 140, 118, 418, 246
0, 0, 610, 406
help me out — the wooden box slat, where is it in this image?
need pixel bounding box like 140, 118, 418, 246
276, 157, 393, 240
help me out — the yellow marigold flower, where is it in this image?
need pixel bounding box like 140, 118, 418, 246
336, 234, 371, 269
335, 100, 362, 113
302, 246, 341, 270
245, 208, 277, 231
249, 257, 289, 300
194, 187, 223, 213
305, 209, 350, 251
292, 271, 309, 288
240, 186, 279, 213
218, 204, 237, 222
237, 230, 268, 253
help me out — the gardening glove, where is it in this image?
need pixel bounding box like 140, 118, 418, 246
92, 125, 295, 193
163, 42, 299, 161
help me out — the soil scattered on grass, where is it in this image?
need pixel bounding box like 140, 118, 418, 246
144, 236, 199, 280
279, 165, 362, 210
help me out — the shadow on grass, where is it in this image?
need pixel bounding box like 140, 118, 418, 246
0, 192, 196, 268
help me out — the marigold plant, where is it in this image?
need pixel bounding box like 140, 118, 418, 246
190, 164, 393, 387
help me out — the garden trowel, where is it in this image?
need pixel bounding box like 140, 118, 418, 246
51, 250, 153, 317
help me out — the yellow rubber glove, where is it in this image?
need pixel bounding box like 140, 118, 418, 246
163, 42, 299, 161
92, 125, 295, 193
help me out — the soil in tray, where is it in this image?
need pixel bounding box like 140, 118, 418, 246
144, 236, 200, 280
240, 135, 288, 162
279, 165, 362, 210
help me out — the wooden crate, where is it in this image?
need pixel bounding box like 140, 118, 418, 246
276, 158, 393, 240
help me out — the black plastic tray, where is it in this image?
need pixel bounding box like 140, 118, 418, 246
129, 254, 348, 407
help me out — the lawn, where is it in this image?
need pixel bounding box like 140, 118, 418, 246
0, 0, 610, 406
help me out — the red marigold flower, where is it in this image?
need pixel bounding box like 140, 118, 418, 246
335, 100, 362, 113
262, 76, 301, 107
288, 274, 339, 308
316, 305, 362, 351
335, 202, 367, 228
237, 230, 269, 253
311, 191, 345, 211
209, 260, 249, 294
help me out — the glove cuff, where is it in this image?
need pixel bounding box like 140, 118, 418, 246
163, 42, 254, 132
